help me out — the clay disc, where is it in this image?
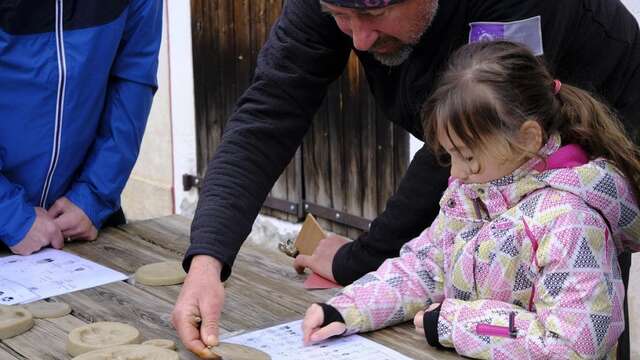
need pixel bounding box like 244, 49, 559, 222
134, 261, 186, 286
142, 338, 176, 350
71, 344, 179, 360
66, 321, 143, 356
208, 342, 271, 360
25, 301, 71, 319
0, 306, 34, 339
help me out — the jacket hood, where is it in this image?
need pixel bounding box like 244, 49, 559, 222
441, 134, 640, 253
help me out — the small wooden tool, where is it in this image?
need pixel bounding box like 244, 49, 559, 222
293, 214, 327, 256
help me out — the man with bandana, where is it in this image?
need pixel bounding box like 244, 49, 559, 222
172, 0, 640, 357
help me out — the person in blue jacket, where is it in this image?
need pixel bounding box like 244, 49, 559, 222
0, 0, 162, 255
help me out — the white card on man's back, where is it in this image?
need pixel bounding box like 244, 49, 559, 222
224, 320, 413, 360
0, 248, 127, 305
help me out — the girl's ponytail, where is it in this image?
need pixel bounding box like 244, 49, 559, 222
555, 84, 640, 198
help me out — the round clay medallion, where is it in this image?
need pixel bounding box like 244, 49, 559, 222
134, 261, 186, 286
206, 342, 271, 360
66, 321, 143, 356
71, 344, 179, 360
142, 338, 176, 350
25, 301, 71, 318
0, 306, 34, 339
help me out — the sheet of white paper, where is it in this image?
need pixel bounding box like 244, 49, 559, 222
0, 248, 128, 305
224, 320, 413, 360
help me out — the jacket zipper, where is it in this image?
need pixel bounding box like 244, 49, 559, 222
40, 0, 66, 207
476, 312, 518, 338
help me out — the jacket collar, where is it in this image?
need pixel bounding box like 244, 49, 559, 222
440, 135, 566, 221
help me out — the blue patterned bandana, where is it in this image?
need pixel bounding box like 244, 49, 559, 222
322, 0, 405, 9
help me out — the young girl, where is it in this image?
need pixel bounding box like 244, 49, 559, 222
302, 41, 640, 359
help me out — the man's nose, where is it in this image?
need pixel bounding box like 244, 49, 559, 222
350, 19, 378, 51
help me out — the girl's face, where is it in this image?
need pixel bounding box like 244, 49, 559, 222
437, 128, 530, 184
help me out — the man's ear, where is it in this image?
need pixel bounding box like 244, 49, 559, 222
518, 120, 543, 154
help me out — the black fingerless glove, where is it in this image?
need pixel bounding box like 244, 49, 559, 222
423, 304, 445, 349
317, 303, 345, 327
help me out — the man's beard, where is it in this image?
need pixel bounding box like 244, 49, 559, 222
372, 45, 414, 67
371, 0, 439, 66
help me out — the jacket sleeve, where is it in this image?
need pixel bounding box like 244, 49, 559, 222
326, 213, 447, 335
184, 0, 352, 280
0, 169, 35, 246
436, 210, 624, 359
333, 144, 449, 285
65, 0, 162, 228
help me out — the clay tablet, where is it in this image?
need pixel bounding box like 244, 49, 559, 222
25, 301, 71, 319
207, 342, 271, 360
142, 338, 176, 350
134, 261, 186, 286
0, 306, 34, 339
71, 344, 179, 360
67, 321, 143, 356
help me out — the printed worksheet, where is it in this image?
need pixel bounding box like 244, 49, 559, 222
224, 320, 413, 360
0, 248, 128, 305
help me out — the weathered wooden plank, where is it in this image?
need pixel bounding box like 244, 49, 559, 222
365, 323, 463, 360
0, 343, 23, 359
54, 282, 198, 359
362, 78, 379, 223
64, 228, 175, 274
305, 84, 336, 232
66, 220, 334, 335
343, 56, 365, 240
328, 77, 347, 235
120, 215, 191, 255
376, 108, 396, 216
1, 316, 85, 360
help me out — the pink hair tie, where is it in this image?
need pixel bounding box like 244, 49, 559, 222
553, 79, 562, 95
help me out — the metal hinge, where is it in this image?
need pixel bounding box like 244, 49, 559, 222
182, 174, 203, 191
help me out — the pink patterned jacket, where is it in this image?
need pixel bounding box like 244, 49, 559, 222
327, 136, 640, 359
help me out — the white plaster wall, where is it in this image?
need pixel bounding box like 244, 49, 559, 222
167, 0, 198, 218
121, 3, 174, 221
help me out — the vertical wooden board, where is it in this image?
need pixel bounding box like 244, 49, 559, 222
328, 79, 346, 235
362, 84, 378, 221
233, 0, 252, 98
286, 148, 302, 221
342, 56, 364, 239
206, 0, 224, 157
304, 93, 334, 231
393, 125, 410, 188
376, 111, 395, 215
191, 0, 208, 176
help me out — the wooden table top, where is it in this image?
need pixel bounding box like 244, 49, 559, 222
0, 215, 461, 359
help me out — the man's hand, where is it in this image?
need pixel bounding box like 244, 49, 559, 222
293, 234, 349, 282
10, 207, 63, 255
302, 303, 346, 345
172, 255, 225, 358
414, 302, 440, 336
48, 197, 97, 241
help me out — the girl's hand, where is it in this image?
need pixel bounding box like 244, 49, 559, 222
302, 304, 346, 345
414, 303, 440, 335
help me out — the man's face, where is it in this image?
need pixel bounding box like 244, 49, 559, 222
320, 0, 438, 66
